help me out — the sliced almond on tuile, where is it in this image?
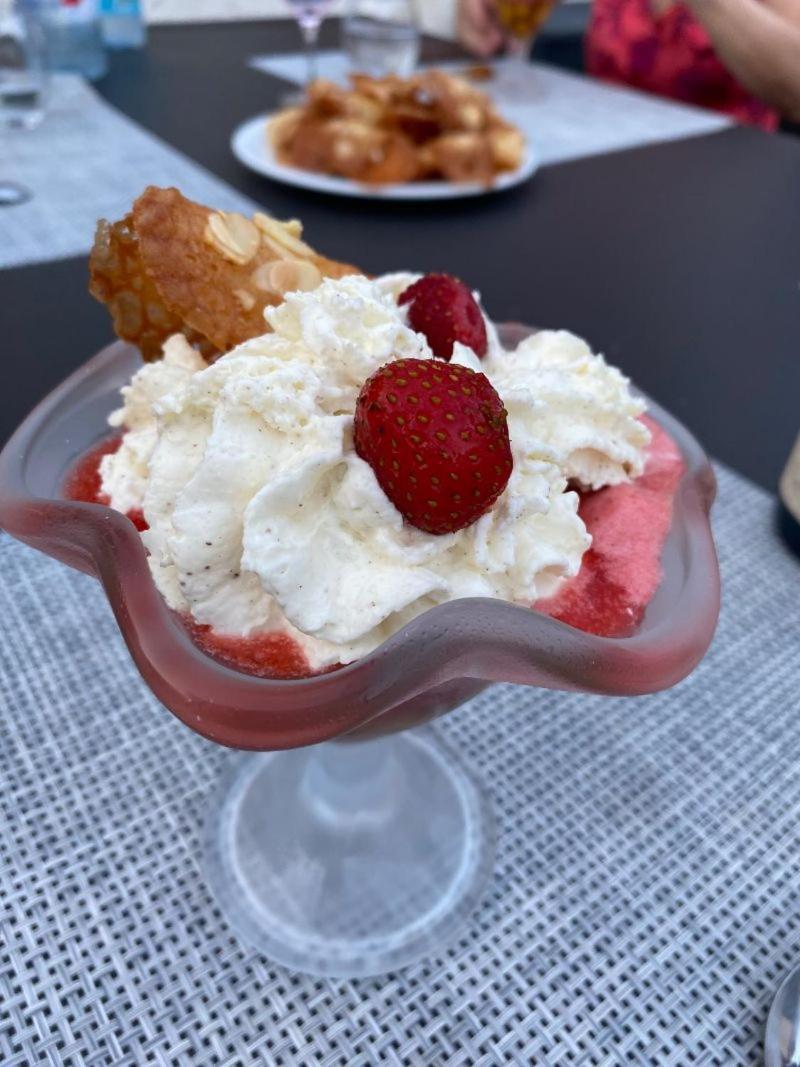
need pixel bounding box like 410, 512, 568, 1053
233, 288, 256, 311
253, 212, 315, 259
269, 260, 322, 295
204, 211, 261, 265
250, 261, 275, 292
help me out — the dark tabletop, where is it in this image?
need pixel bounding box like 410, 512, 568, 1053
3, 19, 799, 494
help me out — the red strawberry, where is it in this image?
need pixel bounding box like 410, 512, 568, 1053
399, 273, 488, 361
354, 357, 513, 535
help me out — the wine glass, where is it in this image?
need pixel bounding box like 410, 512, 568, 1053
0, 326, 720, 977
495, 0, 556, 92
496, 0, 556, 55
0, 180, 29, 205
0, 0, 49, 206
285, 0, 335, 87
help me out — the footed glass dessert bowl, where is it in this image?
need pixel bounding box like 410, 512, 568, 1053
0, 326, 720, 977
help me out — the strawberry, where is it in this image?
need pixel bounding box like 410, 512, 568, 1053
354, 358, 513, 535
399, 273, 488, 361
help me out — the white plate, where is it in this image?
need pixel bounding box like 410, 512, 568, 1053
230, 112, 539, 201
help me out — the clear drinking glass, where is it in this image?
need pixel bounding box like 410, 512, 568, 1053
0, 0, 48, 131
342, 0, 419, 78
0, 327, 720, 977
285, 0, 334, 85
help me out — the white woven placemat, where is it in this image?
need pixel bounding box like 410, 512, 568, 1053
250, 52, 732, 166
0, 74, 258, 271
1, 460, 798, 1065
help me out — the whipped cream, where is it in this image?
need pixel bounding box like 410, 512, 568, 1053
101, 273, 649, 669
484, 330, 649, 489
100, 335, 206, 515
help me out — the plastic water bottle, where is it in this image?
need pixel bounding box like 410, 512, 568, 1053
100, 0, 144, 48
41, 0, 107, 81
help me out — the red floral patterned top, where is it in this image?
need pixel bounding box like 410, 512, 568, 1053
586, 0, 779, 130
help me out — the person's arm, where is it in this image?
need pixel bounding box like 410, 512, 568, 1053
456, 0, 505, 56
756, 0, 800, 23
686, 0, 800, 120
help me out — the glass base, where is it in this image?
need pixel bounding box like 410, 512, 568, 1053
0, 181, 31, 206
204, 728, 495, 977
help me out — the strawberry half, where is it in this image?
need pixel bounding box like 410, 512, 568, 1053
354, 357, 513, 535
399, 273, 488, 361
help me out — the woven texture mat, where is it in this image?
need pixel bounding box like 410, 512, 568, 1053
250, 53, 731, 167
1, 462, 799, 1066
0, 75, 257, 271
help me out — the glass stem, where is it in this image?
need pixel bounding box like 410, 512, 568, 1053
300, 736, 401, 832
504, 34, 536, 93
0, 180, 31, 206
300, 18, 321, 86
506, 33, 534, 61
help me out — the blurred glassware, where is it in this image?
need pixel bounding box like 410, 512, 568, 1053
342, 0, 419, 77
0, 179, 31, 204
100, 0, 145, 49
0, 329, 719, 975
780, 433, 800, 523
285, 0, 334, 86
778, 432, 800, 558
496, 0, 556, 55
0, 0, 49, 131
41, 0, 107, 81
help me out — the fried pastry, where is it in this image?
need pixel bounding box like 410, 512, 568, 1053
268, 69, 525, 187
488, 125, 526, 171
423, 132, 496, 185
305, 78, 383, 125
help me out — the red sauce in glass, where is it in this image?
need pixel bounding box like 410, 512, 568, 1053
62, 434, 121, 507
63, 434, 150, 532
185, 620, 317, 680
537, 418, 684, 637
62, 417, 683, 676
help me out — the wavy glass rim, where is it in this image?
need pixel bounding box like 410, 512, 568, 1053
0, 326, 720, 748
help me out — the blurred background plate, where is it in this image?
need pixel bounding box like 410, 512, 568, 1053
230, 111, 539, 200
